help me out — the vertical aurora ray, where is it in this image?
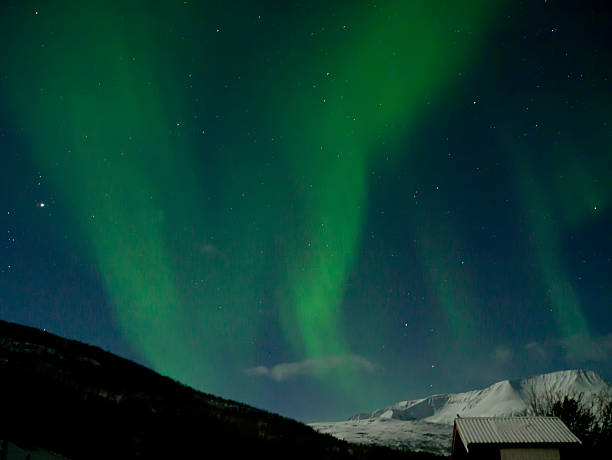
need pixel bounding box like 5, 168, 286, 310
0, 3, 229, 387
419, 225, 478, 345
513, 131, 612, 349
277, 1, 503, 374
1, 0, 506, 406
1, 1, 611, 422
523, 174, 590, 340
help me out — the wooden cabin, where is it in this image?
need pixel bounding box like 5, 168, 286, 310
451, 416, 581, 459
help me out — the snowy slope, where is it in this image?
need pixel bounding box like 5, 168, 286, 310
350, 369, 608, 425
310, 369, 611, 456
310, 419, 451, 454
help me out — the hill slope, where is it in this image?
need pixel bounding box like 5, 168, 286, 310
0, 320, 438, 460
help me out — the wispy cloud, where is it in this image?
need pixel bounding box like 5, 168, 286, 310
520, 334, 612, 363
562, 334, 612, 362
493, 345, 514, 363
524, 341, 548, 359
244, 354, 378, 382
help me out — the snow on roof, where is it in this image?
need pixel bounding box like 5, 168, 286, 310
454, 416, 581, 451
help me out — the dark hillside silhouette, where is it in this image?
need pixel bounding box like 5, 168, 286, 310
0, 320, 441, 459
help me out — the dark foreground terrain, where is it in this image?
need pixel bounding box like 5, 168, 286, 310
0, 320, 442, 459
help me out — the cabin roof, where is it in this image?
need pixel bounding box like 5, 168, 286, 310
454, 416, 581, 452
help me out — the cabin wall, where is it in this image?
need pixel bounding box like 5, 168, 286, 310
451, 439, 468, 459
500, 448, 560, 460
463, 445, 500, 459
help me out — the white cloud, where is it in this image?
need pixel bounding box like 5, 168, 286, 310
562, 334, 612, 362
244, 354, 377, 382
493, 345, 514, 363
521, 334, 612, 363
524, 341, 548, 359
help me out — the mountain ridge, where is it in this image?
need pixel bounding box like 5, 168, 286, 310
310, 369, 611, 455
348, 369, 609, 424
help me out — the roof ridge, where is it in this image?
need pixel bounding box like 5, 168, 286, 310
458, 415, 560, 419
454, 416, 581, 447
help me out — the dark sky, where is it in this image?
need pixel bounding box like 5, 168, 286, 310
1, 1, 611, 422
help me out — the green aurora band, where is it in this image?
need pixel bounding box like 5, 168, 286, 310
274, 2, 503, 376
7, 1, 605, 405
513, 132, 611, 347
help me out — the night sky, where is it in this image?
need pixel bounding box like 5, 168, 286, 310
1, 1, 611, 422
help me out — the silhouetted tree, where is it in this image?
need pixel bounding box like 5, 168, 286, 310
592, 391, 612, 451
550, 395, 596, 444
527, 384, 612, 453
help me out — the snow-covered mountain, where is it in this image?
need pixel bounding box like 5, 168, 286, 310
310, 369, 611, 456
354, 369, 609, 425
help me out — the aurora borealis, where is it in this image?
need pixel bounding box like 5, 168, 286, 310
1, 1, 611, 421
